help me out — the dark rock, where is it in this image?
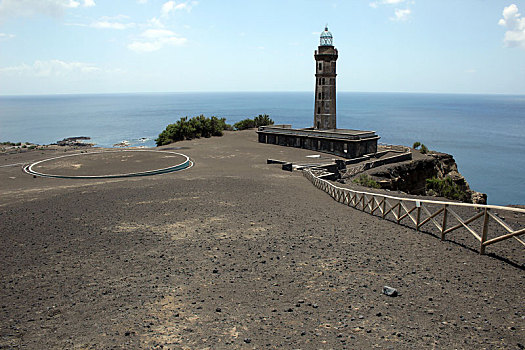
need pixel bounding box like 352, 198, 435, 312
365, 152, 486, 203
383, 286, 398, 297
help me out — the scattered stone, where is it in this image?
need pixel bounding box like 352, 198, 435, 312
244, 338, 251, 344
383, 286, 398, 297
216, 308, 221, 312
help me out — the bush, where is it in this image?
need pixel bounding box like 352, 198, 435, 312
353, 174, 381, 189
253, 114, 274, 127
155, 115, 229, 146
234, 114, 274, 130
413, 141, 429, 154
426, 177, 468, 202
233, 118, 256, 130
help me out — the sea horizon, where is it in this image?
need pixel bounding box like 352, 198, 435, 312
1, 91, 523, 205
2, 91, 525, 98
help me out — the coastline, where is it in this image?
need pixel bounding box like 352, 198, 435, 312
1, 92, 523, 204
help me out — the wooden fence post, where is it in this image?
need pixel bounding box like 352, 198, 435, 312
441, 204, 448, 241
416, 201, 421, 231
397, 201, 402, 224
480, 208, 490, 255
382, 199, 387, 219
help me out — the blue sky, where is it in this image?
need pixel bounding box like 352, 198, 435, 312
0, 0, 524, 95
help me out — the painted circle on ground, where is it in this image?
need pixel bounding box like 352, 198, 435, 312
24, 150, 192, 179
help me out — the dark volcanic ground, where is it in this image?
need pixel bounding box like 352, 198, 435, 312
1, 130, 524, 349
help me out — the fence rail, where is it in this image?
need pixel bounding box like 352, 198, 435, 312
303, 169, 525, 255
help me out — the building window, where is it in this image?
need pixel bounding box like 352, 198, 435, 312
318, 62, 322, 70
318, 93, 321, 99
322, 91, 325, 99
322, 78, 325, 85
317, 106, 320, 114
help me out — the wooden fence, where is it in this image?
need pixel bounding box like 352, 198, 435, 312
304, 169, 525, 255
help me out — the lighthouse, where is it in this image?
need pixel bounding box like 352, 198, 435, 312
257, 25, 379, 159
314, 26, 338, 130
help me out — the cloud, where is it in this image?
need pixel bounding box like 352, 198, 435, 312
0, 33, 15, 40
370, 0, 413, 21
391, 8, 411, 21
0, 59, 101, 77
161, 1, 195, 17
137, 0, 148, 3
140, 28, 177, 38
89, 15, 134, 30
91, 21, 134, 30
370, 0, 406, 8
128, 29, 186, 52
498, 4, 525, 49
147, 17, 165, 28
0, 0, 93, 20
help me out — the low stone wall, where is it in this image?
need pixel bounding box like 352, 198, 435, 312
257, 130, 379, 159
343, 152, 413, 178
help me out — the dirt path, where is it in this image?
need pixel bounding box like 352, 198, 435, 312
1, 130, 523, 349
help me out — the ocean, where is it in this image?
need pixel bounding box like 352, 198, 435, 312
0, 92, 524, 205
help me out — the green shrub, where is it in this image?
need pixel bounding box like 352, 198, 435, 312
353, 174, 381, 189
413, 141, 421, 149
234, 114, 274, 130
155, 115, 229, 146
233, 118, 255, 130
420, 144, 429, 154
426, 177, 468, 202
253, 114, 274, 127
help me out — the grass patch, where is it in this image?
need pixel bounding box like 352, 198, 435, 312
353, 174, 381, 189
426, 177, 469, 202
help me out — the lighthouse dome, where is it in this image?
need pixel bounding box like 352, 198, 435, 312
320, 26, 333, 46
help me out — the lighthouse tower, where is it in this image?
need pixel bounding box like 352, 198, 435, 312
314, 26, 338, 130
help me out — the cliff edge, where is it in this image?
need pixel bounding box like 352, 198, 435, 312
341, 149, 487, 204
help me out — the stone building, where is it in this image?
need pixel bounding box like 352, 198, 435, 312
257, 26, 379, 159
